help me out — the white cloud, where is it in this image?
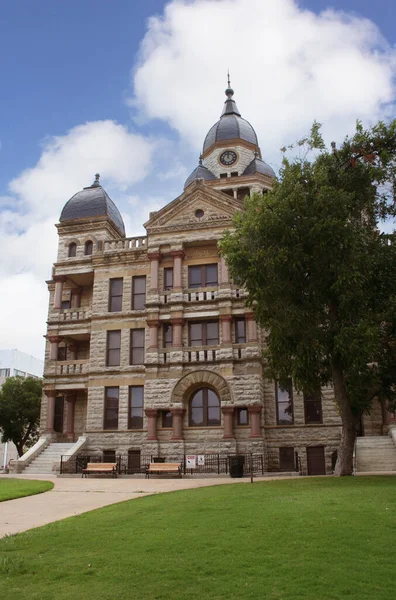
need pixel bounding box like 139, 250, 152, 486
0, 273, 49, 358
9, 120, 153, 218
0, 120, 154, 357
131, 0, 396, 162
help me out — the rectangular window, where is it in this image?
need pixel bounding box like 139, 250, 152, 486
61, 300, 71, 310
235, 318, 246, 343
189, 321, 219, 346
109, 278, 123, 312
132, 276, 146, 310
276, 381, 294, 425
188, 264, 218, 288
220, 173, 228, 179
304, 388, 323, 424
231, 171, 238, 177
164, 267, 173, 290
106, 330, 121, 366
129, 386, 144, 429
104, 387, 119, 429
163, 324, 173, 348
130, 329, 145, 365
279, 447, 295, 471
0, 368, 10, 378
161, 410, 172, 428
14, 369, 26, 377
103, 450, 116, 463
236, 407, 249, 426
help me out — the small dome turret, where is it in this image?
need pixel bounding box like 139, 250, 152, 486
184, 157, 216, 189
203, 83, 258, 154
243, 153, 276, 178
59, 174, 125, 236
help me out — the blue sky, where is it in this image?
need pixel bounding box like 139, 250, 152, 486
0, 0, 395, 357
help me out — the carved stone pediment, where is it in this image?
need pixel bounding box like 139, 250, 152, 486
144, 181, 243, 233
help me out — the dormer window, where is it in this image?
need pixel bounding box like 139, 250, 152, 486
68, 242, 77, 258
84, 240, 93, 256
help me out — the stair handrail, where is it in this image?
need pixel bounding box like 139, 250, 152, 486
61, 436, 88, 465
388, 423, 396, 447
353, 437, 358, 474
14, 436, 51, 473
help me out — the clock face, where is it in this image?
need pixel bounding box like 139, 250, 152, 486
220, 150, 237, 166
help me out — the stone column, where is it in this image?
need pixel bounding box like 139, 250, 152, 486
48, 336, 63, 360
147, 320, 159, 348
246, 312, 258, 342
248, 404, 262, 438
53, 276, 67, 309
222, 406, 235, 439
70, 288, 81, 308
220, 315, 232, 344
46, 390, 56, 432
171, 318, 184, 348
145, 409, 158, 441
219, 255, 229, 287
148, 252, 161, 291
233, 189, 238, 199
170, 408, 186, 440
65, 393, 76, 436
171, 250, 184, 290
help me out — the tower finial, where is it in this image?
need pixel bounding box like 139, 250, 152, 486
92, 173, 100, 187
199, 154, 203, 166
225, 70, 234, 99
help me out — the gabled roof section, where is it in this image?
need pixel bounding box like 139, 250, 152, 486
144, 180, 243, 234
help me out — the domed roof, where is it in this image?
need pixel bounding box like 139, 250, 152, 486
184, 160, 216, 189
59, 174, 125, 236
203, 86, 258, 153
243, 154, 276, 178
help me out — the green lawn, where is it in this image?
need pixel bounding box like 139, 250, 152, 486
0, 478, 53, 502
0, 477, 395, 599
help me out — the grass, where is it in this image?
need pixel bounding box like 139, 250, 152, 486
0, 478, 54, 502
0, 477, 395, 599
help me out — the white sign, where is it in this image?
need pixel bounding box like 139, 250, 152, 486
186, 455, 196, 469
197, 455, 205, 466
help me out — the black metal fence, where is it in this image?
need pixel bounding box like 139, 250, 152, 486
60, 449, 301, 477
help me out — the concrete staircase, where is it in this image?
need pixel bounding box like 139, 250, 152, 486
355, 436, 396, 472
23, 442, 74, 475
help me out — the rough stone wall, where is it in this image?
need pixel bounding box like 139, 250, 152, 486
204, 144, 255, 177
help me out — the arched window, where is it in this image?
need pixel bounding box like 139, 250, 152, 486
68, 242, 77, 257
189, 388, 220, 426
84, 240, 93, 255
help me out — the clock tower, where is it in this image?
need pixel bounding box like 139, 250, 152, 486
184, 79, 275, 197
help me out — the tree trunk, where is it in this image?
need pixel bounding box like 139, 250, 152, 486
334, 421, 357, 476
16, 442, 24, 457
379, 397, 388, 436
331, 357, 358, 476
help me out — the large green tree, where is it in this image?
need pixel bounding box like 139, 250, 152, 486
221, 121, 396, 475
0, 376, 42, 457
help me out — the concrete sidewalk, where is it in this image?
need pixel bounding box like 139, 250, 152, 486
0, 474, 252, 538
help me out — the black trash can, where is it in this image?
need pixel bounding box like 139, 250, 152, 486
229, 455, 245, 478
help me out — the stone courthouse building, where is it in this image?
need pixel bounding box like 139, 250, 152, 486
32, 84, 385, 477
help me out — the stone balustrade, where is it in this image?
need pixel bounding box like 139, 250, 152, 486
184, 289, 218, 302
158, 347, 221, 364
103, 236, 147, 252
56, 360, 89, 376
48, 309, 91, 322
